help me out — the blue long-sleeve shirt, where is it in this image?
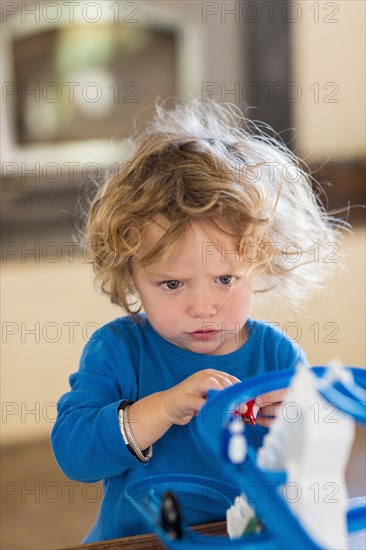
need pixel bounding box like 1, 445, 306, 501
51, 314, 307, 543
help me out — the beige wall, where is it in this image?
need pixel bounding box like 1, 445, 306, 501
2, 227, 365, 444
292, 0, 365, 159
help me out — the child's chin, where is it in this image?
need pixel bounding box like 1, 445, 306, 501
186, 340, 221, 353
167, 334, 222, 354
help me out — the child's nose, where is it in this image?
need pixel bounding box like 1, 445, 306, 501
187, 290, 218, 318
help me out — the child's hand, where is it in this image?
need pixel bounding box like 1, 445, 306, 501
254, 388, 288, 427
162, 369, 240, 426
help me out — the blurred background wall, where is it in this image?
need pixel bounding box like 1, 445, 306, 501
1, 1, 365, 548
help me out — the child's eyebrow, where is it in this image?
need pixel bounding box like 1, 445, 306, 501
143, 271, 186, 278
144, 270, 244, 279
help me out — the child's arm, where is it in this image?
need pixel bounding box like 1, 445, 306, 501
127, 369, 240, 451
51, 329, 150, 483
51, 322, 239, 482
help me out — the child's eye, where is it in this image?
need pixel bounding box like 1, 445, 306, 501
216, 275, 235, 286
159, 280, 182, 291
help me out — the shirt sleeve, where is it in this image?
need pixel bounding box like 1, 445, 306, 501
51, 326, 148, 483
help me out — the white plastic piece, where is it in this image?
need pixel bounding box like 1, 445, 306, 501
257, 362, 355, 550
227, 417, 247, 464
226, 494, 254, 539
324, 358, 354, 386
257, 427, 287, 471
324, 358, 366, 402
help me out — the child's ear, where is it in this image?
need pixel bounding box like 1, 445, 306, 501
127, 272, 139, 298
133, 281, 141, 299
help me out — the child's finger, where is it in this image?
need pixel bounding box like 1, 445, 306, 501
213, 373, 241, 387
257, 402, 283, 418
255, 388, 287, 407
192, 396, 207, 415
235, 403, 248, 415
205, 369, 241, 385
194, 374, 237, 395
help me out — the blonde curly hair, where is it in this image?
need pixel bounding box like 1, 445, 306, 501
80, 97, 347, 319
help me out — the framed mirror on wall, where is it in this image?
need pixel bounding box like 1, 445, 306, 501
1, 1, 205, 250
1, 1, 204, 168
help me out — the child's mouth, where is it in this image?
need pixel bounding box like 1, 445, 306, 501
188, 330, 220, 340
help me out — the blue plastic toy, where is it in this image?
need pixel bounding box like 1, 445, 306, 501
125, 366, 366, 549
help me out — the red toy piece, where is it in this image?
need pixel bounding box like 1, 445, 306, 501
234, 398, 258, 425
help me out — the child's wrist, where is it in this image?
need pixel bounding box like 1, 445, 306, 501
159, 389, 176, 426
127, 392, 174, 448
118, 401, 153, 462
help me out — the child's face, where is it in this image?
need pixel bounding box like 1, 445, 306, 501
132, 218, 255, 355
